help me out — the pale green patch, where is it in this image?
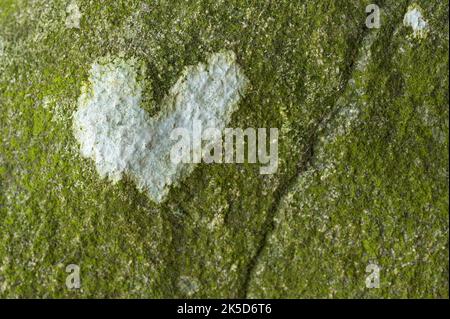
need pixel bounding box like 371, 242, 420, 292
65, 0, 82, 29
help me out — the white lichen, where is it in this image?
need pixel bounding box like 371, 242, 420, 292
177, 276, 200, 296
65, 0, 82, 29
73, 51, 248, 203
403, 5, 428, 39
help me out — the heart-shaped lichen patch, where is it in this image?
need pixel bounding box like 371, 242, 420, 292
73, 51, 248, 203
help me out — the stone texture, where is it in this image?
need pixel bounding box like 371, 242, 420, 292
0, 0, 448, 298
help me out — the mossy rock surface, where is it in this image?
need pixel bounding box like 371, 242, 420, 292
0, 0, 448, 298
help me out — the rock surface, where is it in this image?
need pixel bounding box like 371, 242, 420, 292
0, 0, 448, 298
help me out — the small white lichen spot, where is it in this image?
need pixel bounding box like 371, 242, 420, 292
403, 5, 428, 39
65, 0, 82, 29
73, 51, 248, 203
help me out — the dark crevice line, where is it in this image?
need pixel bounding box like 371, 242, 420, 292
239, 0, 410, 297
239, 34, 367, 298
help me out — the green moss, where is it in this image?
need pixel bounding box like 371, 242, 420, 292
0, 0, 448, 298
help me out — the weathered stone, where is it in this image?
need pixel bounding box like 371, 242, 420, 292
0, 0, 448, 298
